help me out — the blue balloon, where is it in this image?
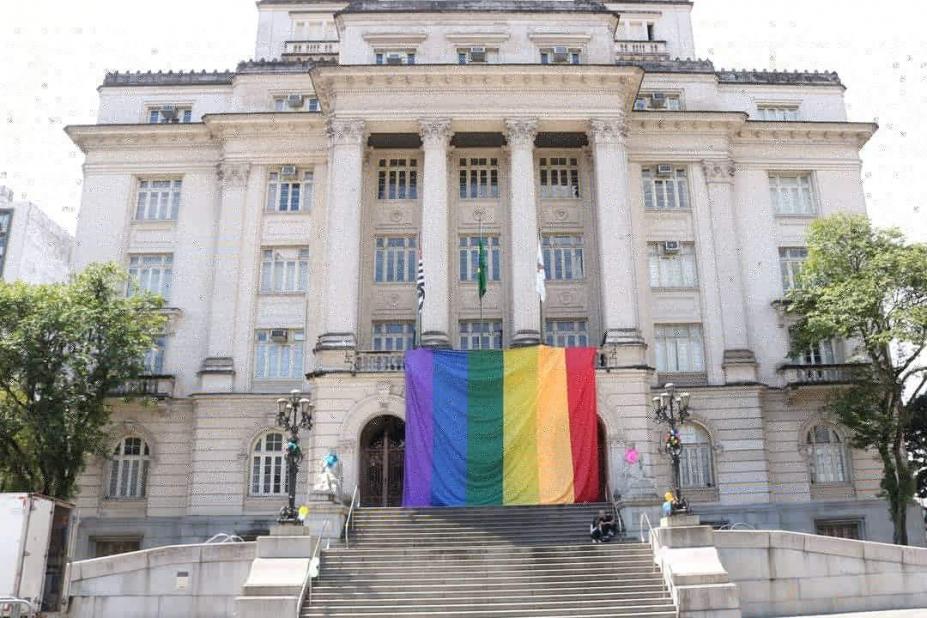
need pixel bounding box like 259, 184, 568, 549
325, 453, 338, 468
662, 501, 673, 516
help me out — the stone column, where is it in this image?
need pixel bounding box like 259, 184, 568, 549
588, 116, 646, 365
702, 159, 756, 383
504, 118, 541, 347
199, 161, 250, 391
418, 118, 453, 347
316, 118, 367, 354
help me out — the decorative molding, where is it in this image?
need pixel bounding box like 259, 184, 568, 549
418, 118, 453, 148
503, 118, 538, 148
702, 158, 736, 184
588, 115, 629, 146
326, 118, 367, 147
217, 162, 251, 190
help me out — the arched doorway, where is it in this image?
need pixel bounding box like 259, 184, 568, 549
597, 418, 608, 501
360, 415, 405, 507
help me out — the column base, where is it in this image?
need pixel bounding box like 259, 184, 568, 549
722, 349, 758, 384
420, 331, 451, 348
600, 329, 648, 366
511, 330, 541, 347
198, 356, 235, 392
602, 328, 646, 347
315, 332, 357, 351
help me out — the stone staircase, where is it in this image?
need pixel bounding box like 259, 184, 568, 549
301, 503, 676, 617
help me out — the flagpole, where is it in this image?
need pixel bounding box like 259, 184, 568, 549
538, 228, 544, 344
478, 214, 484, 344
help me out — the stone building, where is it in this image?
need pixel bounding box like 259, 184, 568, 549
65, 0, 923, 558
0, 186, 73, 284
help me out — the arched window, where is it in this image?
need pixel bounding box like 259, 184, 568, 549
807, 425, 849, 484
250, 432, 287, 496
679, 424, 714, 488
107, 437, 150, 499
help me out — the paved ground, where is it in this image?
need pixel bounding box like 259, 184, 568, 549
784, 612, 927, 618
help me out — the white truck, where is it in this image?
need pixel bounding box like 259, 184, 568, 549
0, 493, 74, 617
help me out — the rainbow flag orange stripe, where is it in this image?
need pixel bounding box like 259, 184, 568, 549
403, 346, 600, 507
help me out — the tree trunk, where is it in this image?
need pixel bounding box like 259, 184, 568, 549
892, 434, 911, 546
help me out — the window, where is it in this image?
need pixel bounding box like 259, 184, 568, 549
273, 95, 320, 112
807, 425, 849, 484
779, 247, 808, 292
459, 157, 500, 199
266, 169, 313, 213
634, 93, 682, 111
261, 248, 309, 294
459, 236, 501, 282
544, 319, 589, 347
250, 433, 287, 496
679, 424, 714, 488
374, 236, 417, 283
128, 254, 173, 301
542, 234, 585, 281
757, 105, 800, 121
147, 106, 192, 124
459, 320, 503, 350
372, 322, 415, 351
540, 48, 581, 65
797, 340, 836, 366
135, 179, 181, 221
377, 158, 418, 200
107, 437, 150, 499
375, 50, 416, 65
0, 210, 11, 277
458, 47, 496, 64
254, 330, 305, 380
654, 324, 705, 373
143, 336, 166, 374
648, 243, 698, 288
769, 173, 816, 215
815, 519, 861, 540
539, 156, 580, 199
642, 167, 690, 210
92, 537, 142, 558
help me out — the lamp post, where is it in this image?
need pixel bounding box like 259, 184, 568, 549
275, 389, 313, 524
652, 383, 691, 514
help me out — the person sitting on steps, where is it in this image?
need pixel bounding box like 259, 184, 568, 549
590, 509, 617, 543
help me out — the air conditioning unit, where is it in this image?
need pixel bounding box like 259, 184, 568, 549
270, 329, 289, 343
656, 163, 674, 176
469, 47, 487, 63
650, 92, 667, 109
552, 46, 570, 63
286, 94, 305, 108
159, 105, 177, 121
663, 240, 681, 253
280, 164, 298, 178
386, 53, 403, 65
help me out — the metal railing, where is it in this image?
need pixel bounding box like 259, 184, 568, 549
295, 519, 331, 618
343, 485, 360, 549
353, 351, 405, 373
779, 363, 866, 386
639, 512, 655, 545
717, 522, 757, 531
283, 40, 340, 56
615, 39, 669, 59
109, 375, 175, 398
0, 597, 37, 618
604, 481, 626, 538
204, 533, 244, 544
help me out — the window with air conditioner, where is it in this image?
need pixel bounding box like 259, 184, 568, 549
375, 50, 416, 65
648, 242, 698, 288
273, 95, 320, 112
634, 93, 682, 111
254, 330, 305, 380
540, 47, 581, 65
458, 47, 496, 64
147, 105, 192, 124
266, 168, 313, 212
642, 166, 690, 210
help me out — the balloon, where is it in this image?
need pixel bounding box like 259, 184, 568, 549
325, 453, 339, 468
624, 447, 639, 465
664, 491, 675, 502
662, 501, 673, 516
298, 505, 309, 521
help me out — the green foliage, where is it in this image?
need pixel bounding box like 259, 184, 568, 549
787, 214, 927, 545
0, 263, 166, 499
909, 395, 927, 500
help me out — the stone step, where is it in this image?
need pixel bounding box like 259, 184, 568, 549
310, 588, 671, 601
324, 543, 649, 556
301, 602, 676, 617
322, 555, 653, 568
316, 573, 664, 587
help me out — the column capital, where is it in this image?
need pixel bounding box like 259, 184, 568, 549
702, 158, 736, 184
588, 115, 629, 146
217, 162, 251, 189
326, 118, 367, 147
503, 118, 538, 147
418, 118, 453, 149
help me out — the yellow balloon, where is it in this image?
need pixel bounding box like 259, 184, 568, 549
664, 492, 674, 502
298, 506, 309, 519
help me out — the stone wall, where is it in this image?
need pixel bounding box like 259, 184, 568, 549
715, 529, 927, 617
67, 541, 254, 618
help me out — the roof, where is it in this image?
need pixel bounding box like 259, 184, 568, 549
338, 0, 613, 14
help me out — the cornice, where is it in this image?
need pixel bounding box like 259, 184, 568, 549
64, 123, 215, 153
735, 121, 878, 148
202, 113, 328, 140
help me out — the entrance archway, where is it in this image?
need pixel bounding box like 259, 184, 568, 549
360, 415, 405, 507
597, 418, 608, 501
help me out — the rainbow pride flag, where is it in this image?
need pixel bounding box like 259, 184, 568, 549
403, 346, 600, 507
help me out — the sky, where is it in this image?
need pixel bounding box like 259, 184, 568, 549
1, 0, 925, 240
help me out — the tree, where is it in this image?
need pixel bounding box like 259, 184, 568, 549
0, 263, 166, 499
908, 394, 927, 500
787, 214, 927, 545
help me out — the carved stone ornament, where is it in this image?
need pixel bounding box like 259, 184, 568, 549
418, 118, 453, 148
217, 162, 250, 189
588, 115, 628, 146
702, 159, 736, 184
327, 118, 367, 147
503, 118, 539, 147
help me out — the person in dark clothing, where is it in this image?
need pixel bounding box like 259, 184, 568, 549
591, 509, 617, 543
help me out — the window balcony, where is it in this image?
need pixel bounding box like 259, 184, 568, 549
778, 363, 867, 387
615, 40, 669, 61
110, 375, 176, 399
353, 351, 406, 373
282, 40, 340, 60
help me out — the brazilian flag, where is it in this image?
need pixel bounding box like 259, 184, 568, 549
477, 238, 487, 299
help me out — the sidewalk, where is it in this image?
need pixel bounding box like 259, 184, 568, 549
784, 611, 927, 618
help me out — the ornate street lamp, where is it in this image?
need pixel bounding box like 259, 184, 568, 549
652, 383, 692, 514
275, 389, 313, 524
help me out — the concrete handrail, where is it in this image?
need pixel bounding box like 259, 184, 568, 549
296, 518, 331, 618
0, 597, 37, 617
205, 532, 244, 544
343, 484, 359, 549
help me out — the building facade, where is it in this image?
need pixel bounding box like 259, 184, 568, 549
0, 186, 73, 284
65, 0, 923, 559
